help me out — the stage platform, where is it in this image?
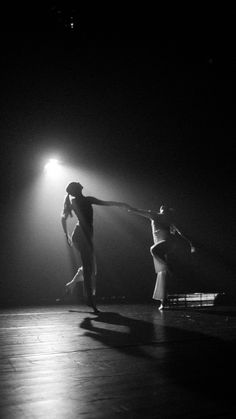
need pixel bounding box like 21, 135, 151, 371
1, 303, 236, 418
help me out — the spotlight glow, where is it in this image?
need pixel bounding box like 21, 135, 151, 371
44, 158, 62, 177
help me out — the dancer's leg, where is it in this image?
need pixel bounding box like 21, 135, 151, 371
80, 240, 99, 313
152, 269, 169, 309
151, 242, 167, 267
64, 226, 84, 295
151, 242, 169, 308
71, 226, 98, 312
65, 267, 83, 294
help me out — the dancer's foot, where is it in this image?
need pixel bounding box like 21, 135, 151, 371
56, 288, 68, 303
86, 299, 100, 314
88, 303, 100, 314
156, 299, 164, 310
92, 307, 101, 314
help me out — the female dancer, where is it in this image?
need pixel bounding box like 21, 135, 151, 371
128, 204, 195, 309
61, 181, 130, 313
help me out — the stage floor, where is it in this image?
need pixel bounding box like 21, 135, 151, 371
1, 303, 236, 418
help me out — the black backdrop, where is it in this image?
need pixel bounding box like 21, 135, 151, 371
0, 7, 235, 305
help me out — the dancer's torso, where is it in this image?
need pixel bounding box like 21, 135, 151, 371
71, 196, 94, 236
151, 215, 172, 244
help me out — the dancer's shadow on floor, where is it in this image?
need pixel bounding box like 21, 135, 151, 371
80, 311, 157, 359
79, 309, 236, 411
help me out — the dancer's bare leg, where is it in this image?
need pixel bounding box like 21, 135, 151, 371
82, 254, 100, 314
65, 267, 84, 294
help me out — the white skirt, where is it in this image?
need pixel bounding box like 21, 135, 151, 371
152, 271, 167, 300
150, 241, 168, 273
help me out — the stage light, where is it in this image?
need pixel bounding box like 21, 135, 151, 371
44, 158, 62, 177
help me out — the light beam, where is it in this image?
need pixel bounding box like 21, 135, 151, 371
44, 158, 62, 178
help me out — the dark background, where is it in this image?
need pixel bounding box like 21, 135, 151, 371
0, 4, 235, 306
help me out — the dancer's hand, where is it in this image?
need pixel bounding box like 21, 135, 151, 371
190, 245, 196, 253
123, 203, 134, 210
119, 203, 134, 210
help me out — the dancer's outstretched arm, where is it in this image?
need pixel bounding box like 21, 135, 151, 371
128, 207, 157, 220
88, 197, 131, 209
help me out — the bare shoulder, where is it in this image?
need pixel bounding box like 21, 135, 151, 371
71, 197, 78, 209
70, 197, 76, 205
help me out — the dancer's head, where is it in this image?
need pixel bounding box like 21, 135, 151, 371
66, 182, 83, 197
62, 182, 83, 218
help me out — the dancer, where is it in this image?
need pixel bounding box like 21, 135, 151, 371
128, 204, 195, 309
61, 181, 130, 313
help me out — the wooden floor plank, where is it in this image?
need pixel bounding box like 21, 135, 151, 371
0, 304, 236, 418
